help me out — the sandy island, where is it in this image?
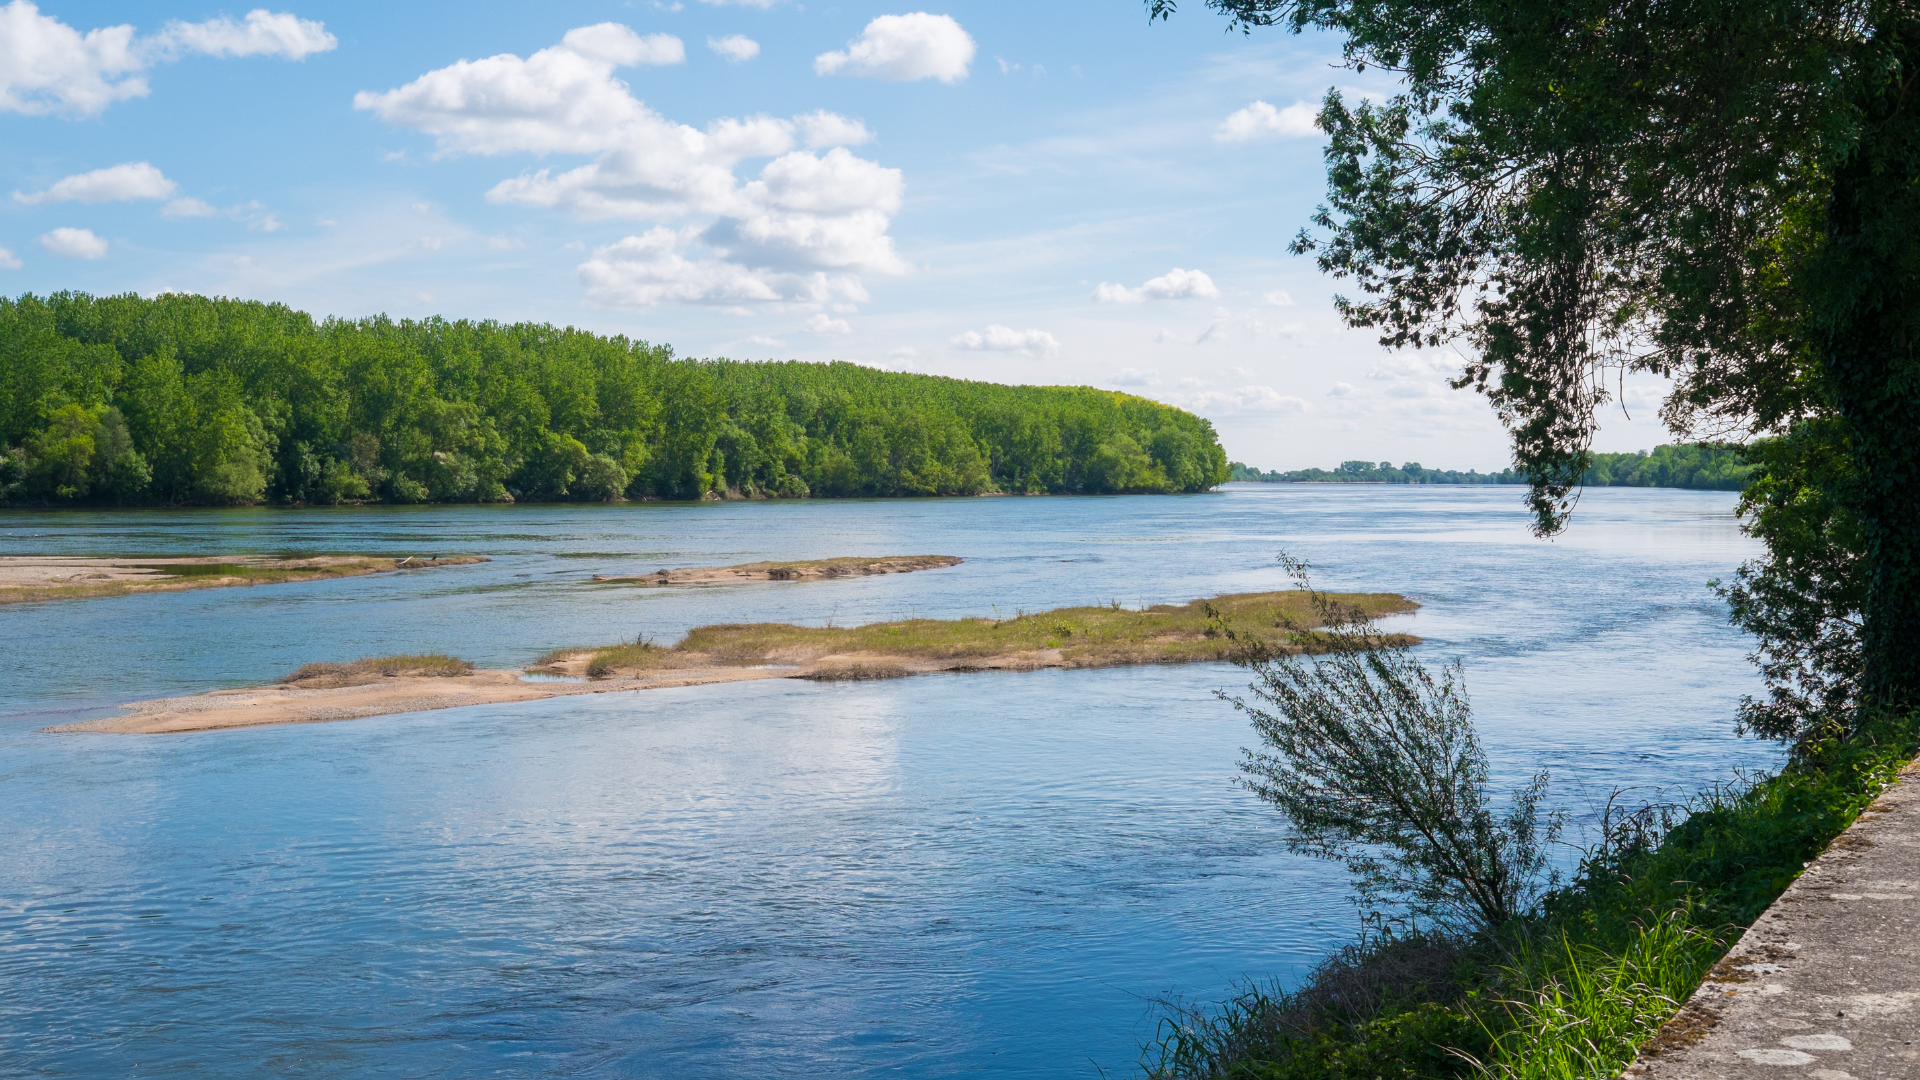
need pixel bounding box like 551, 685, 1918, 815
589, 554, 961, 586
0, 555, 487, 604
48, 589, 1417, 735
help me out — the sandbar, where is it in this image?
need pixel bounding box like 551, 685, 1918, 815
0, 555, 487, 604
51, 589, 1417, 735
590, 554, 960, 586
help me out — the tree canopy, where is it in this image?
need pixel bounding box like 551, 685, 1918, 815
1155, 0, 1920, 734
0, 292, 1229, 507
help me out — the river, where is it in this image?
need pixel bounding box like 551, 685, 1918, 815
0, 485, 1776, 1077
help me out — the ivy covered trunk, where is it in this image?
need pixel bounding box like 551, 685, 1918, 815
1818, 20, 1920, 718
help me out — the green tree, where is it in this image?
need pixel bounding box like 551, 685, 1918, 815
1151, 0, 1920, 727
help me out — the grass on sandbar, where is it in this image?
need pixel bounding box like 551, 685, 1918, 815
555, 591, 1417, 678
287, 653, 474, 686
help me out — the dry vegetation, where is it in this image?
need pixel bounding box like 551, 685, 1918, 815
537, 591, 1418, 680
286, 653, 475, 688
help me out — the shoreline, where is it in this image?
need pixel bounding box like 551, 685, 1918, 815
0, 555, 487, 605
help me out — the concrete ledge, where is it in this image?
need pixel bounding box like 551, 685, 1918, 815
1625, 763, 1920, 1080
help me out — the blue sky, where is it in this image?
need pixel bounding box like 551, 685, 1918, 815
0, 1, 1675, 469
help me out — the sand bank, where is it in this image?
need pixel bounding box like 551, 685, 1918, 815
0, 555, 486, 604
589, 554, 960, 587
51, 589, 1416, 735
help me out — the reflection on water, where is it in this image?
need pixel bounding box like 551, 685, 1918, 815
0, 486, 1775, 1077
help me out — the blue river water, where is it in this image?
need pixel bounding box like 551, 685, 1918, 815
0, 485, 1777, 1077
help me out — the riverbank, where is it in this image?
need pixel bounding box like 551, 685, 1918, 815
0, 555, 486, 604
1143, 735, 1917, 1080
49, 589, 1417, 735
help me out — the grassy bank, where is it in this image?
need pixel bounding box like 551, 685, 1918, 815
1142, 732, 1916, 1079
535, 590, 1419, 680
287, 654, 474, 687
0, 554, 485, 605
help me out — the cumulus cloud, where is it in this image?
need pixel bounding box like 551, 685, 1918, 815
805, 313, 852, 334
0, 246, 20, 269
150, 9, 335, 59
1217, 100, 1318, 142
814, 13, 974, 83
39, 226, 107, 258
1110, 367, 1161, 387
13, 161, 175, 204
1094, 267, 1219, 304
1264, 289, 1294, 306
746, 334, 786, 348
578, 227, 873, 306
163, 196, 215, 217
796, 109, 873, 147
360, 24, 906, 307
0, 2, 334, 117
707, 34, 758, 62
1176, 385, 1309, 415
952, 324, 1061, 359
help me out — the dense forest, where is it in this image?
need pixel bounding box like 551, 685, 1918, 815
1232, 443, 1751, 489
0, 292, 1229, 507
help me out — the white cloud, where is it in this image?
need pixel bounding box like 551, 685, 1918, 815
746, 334, 786, 348
39, 226, 107, 258
12, 161, 175, 204
163, 196, 215, 217
361, 26, 905, 306
0, 2, 145, 116
578, 226, 872, 307
814, 13, 974, 83
1264, 289, 1294, 306
805, 313, 853, 335
1094, 267, 1219, 304
707, 34, 758, 62
952, 324, 1061, 359
150, 9, 336, 60
1217, 100, 1319, 142
0, 246, 20, 269
1110, 367, 1160, 387
1176, 385, 1309, 415
486, 235, 524, 250
796, 109, 873, 148
888, 345, 918, 360
0, 2, 333, 118
1328, 382, 1355, 397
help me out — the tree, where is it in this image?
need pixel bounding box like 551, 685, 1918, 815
1223, 559, 1561, 931
1150, 0, 1920, 727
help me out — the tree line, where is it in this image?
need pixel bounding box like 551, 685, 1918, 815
1229, 443, 1750, 489
0, 292, 1229, 507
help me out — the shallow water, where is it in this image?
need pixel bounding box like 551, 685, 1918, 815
0, 486, 1776, 1077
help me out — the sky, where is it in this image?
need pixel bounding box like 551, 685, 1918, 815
0, 0, 1678, 470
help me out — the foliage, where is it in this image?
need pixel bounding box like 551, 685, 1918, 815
1149, 0, 1920, 718
1714, 420, 1868, 747
1231, 460, 1522, 484
1223, 560, 1562, 933
1142, 730, 1915, 1080
1231, 444, 1749, 489
0, 291, 1228, 507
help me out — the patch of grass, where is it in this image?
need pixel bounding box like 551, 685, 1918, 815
581, 642, 686, 678
570, 591, 1416, 677
286, 653, 473, 687
1141, 731, 1916, 1080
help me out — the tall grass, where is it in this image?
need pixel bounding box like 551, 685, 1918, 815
1142, 733, 1915, 1080
286, 653, 472, 685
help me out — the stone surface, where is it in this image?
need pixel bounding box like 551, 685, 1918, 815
1625, 764, 1920, 1080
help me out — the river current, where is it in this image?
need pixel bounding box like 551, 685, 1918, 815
0, 485, 1776, 1077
